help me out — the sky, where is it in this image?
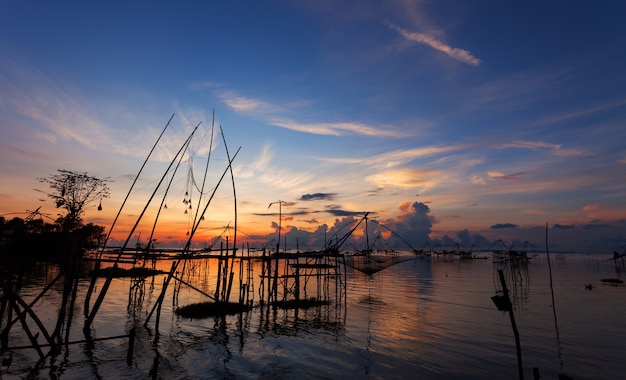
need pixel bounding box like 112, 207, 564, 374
1, 1, 626, 253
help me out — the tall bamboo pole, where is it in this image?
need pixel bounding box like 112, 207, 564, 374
85, 122, 199, 331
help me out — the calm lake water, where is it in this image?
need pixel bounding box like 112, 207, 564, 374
1, 252, 625, 379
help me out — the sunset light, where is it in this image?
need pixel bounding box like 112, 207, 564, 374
1, 2, 625, 253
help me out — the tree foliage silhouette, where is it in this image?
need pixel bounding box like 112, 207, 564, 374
38, 169, 111, 233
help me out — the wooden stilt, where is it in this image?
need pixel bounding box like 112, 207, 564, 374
126, 326, 136, 366
0, 279, 54, 349
496, 269, 524, 380
9, 302, 44, 359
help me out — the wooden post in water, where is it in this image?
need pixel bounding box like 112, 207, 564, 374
154, 276, 167, 336
126, 326, 136, 365
144, 261, 178, 327
282, 257, 288, 302
225, 237, 236, 302
64, 252, 83, 344
273, 256, 279, 303
239, 250, 244, 305
0, 279, 54, 350
260, 248, 266, 303
497, 269, 524, 380
9, 301, 45, 358
247, 246, 253, 305
215, 242, 224, 301
294, 258, 300, 302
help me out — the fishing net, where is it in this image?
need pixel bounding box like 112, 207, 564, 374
345, 254, 415, 275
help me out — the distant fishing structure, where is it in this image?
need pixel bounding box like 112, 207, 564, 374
268, 200, 286, 254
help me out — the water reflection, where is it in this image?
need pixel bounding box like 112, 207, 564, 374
1, 253, 625, 379
493, 253, 530, 309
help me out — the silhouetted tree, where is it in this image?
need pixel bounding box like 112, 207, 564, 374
37, 170, 111, 233
74, 223, 106, 249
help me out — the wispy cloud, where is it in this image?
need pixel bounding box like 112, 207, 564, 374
217, 90, 407, 137
0, 55, 190, 162
533, 98, 626, 127
317, 144, 465, 168
388, 23, 481, 66
552, 147, 585, 157
258, 167, 314, 191
371, 145, 468, 168
318, 144, 467, 169
582, 203, 626, 221
498, 140, 584, 157
236, 142, 273, 179
0, 64, 107, 150
271, 119, 407, 137
188, 81, 222, 90
366, 168, 440, 189
217, 91, 277, 113
488, 171, 526, 181
470, 174, 486, 185
498, 140, 560, 150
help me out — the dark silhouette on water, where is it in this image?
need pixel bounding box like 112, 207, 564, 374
492, 269, 524, 380
546, 222, 567, 378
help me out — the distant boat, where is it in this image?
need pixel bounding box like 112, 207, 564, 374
601, 278, 624, 284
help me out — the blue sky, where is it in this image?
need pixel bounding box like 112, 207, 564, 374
1, 1, 625, 253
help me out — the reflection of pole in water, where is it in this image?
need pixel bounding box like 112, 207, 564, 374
492, 255, 529, 309
546, 223, 565, 374
254, 253, 346, 335
610, 249, 626, 274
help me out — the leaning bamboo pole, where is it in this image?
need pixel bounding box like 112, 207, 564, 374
144, 146, 240, 327
9, 301, 44, 358
2, 269, 65, 334
0, 279, 54, 349
107, 113, 174, 247
214, 243, 224, 301
181, 147, 240, 252
145, 137, 190, 251
191, 110, 215, 229
144, 261, 178, 331
84, 114, 173, 316
220, 125, 238, 302
84, 122, 200, 331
